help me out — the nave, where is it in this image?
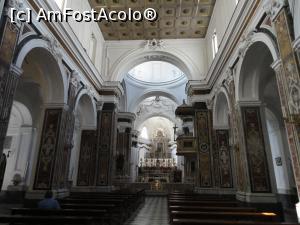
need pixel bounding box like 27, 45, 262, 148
126, 197, 169, 225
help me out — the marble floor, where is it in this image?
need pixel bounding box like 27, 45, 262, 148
126, 197, 169, 225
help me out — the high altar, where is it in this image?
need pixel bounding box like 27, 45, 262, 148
138, 130, 182, 183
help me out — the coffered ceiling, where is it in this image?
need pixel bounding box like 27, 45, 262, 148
89, 0, 216, 40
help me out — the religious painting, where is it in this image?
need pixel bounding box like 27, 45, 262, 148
242, 107, 271, 193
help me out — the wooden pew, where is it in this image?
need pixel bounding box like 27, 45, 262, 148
169, 205, 257, 213
11, 208, 116, 225
171, 219, 298, 225
168, 200, 239, 207
0, 215, 94, 225
170, 211, 280, 223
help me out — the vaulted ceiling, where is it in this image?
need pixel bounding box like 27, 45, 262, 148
89, 0, 216, 40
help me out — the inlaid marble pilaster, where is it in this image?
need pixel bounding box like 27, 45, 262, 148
34, 108, 63, 190
0, 4, 22, 153
116, 130, 131, 177
215, 130, 233, 188
271, 7, 300, 199
194, 110, 213, 187
241, 106, 271, 193
96, 105, 117, 186
225, 77, 248, 192
77, 130, 97, 186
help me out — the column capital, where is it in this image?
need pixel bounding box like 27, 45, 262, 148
263, 0, 288, 21
4, 0, 24, 19
96, 102, 103, 111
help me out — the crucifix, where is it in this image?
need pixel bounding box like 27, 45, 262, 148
173, 124, 178, 141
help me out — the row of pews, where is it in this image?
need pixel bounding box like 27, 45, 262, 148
168, 191, 298, 225
0, 189, 145, 225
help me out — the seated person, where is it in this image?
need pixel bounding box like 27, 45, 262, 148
38, 191, 61, 209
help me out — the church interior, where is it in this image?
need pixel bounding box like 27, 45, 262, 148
1, 0, 300, 224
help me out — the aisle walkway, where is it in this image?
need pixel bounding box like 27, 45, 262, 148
126, 197, 169, 225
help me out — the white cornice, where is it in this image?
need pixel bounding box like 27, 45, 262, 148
118, 112, 136, 122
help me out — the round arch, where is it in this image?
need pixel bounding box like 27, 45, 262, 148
110, 49, 197, 81
213, 88, 231, 129
235, 32, 279, 102
136, 113, 177, 130
15, 38, 68, 104
129, 90, 180, 112
74, 91, 97, 129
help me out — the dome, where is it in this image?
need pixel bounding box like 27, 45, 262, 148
128, 61, 185, 84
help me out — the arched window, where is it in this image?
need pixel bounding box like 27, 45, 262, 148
54, 0, 67, 10
141, 127, 149, 139
89, 33, 97, 64
212, 29, 218, 59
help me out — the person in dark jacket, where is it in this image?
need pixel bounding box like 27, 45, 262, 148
38, 191, 61, 209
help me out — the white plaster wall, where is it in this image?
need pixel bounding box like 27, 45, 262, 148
265, 110, 292, 194
2, 103, 35, 190
0, 0, 4, 22
65, 0, 105, 76
105, 39, 208, 81
291, 0, 300, 39
205, 0, 237, 66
